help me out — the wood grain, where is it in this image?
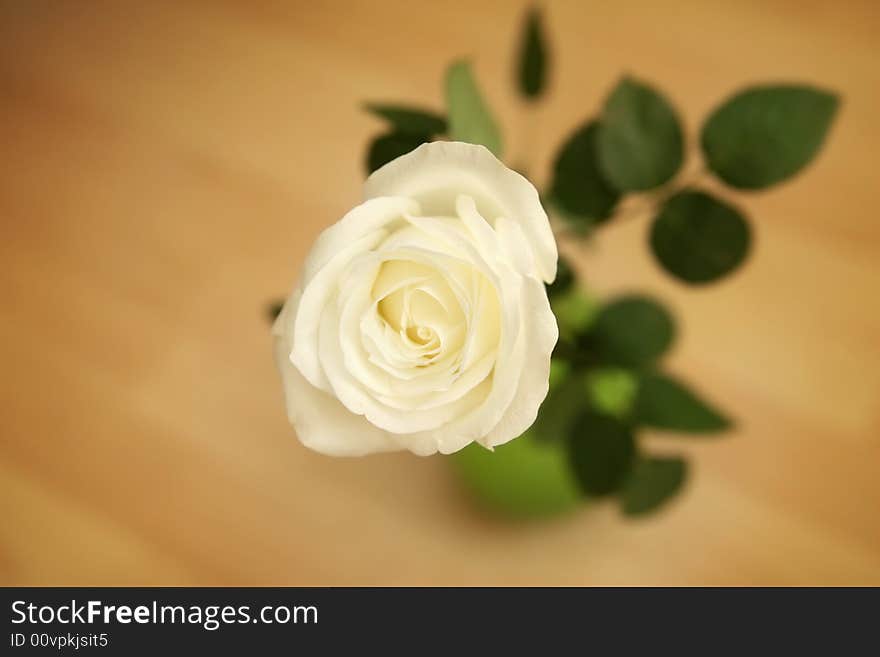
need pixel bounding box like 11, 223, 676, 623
1, 0, 878, 585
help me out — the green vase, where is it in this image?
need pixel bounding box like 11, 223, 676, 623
450, 430, 581, 519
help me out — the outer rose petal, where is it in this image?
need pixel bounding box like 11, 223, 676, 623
273, 293, 400, 456
364, 141, 557, 284
478, 276, 558, 448
291, 196, 418, 390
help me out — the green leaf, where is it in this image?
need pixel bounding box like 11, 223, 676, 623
634, 372, 731, 433
551, 287, 599, 343
517, 6, 548, 100
586, 368, 638, 419
701, 84, 839, 190
366, 132, 430, 174
597, 76, 684, 192
568, 411, 636, 496
445, 60, 503, 156
650, 189, 751, 284
532, 372, 589, 443
588, 295, 675, 367
621, 456, 687, 516
546, 256, 574, 298
550, 121, 620, 226
363, 103, 447, 135
548, 358, 571, 392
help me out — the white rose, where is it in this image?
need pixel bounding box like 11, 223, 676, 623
273, 141, 558, 456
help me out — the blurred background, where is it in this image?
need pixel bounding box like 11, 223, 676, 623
1, 0, 879, 585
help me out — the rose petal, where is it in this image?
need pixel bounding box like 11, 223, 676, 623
290, 196, 418, 390
478, 276, 558, 448
273, 294, 400, 456
364, 141, 557, 283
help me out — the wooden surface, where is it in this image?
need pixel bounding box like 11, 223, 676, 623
1, 0, 879, 585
